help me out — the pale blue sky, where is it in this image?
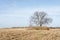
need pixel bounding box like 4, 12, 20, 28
0, 0, 60, 28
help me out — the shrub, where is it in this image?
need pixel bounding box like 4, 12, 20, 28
27, 26, 49, 30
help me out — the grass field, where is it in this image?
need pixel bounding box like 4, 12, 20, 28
0, 28, 60, 40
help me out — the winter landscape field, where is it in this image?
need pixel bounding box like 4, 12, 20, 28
0, 28, 60, 40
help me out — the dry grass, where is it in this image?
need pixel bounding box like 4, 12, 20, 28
0, 28, 60, 40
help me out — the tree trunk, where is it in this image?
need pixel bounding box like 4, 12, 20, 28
40, 23, 42, 27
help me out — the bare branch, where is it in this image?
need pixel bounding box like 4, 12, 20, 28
29, 11, 52, 27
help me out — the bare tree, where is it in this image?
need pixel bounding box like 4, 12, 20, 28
30, 11, 52, 27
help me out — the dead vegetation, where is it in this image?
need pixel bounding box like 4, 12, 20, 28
27, 26, 49, 30
0, 28, 60, 40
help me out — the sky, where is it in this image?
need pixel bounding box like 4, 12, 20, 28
0, 0, 60, 28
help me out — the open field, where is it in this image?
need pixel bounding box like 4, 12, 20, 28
0, 28, 60, 40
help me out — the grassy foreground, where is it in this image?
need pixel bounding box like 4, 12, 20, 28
0, 28, 60, 40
